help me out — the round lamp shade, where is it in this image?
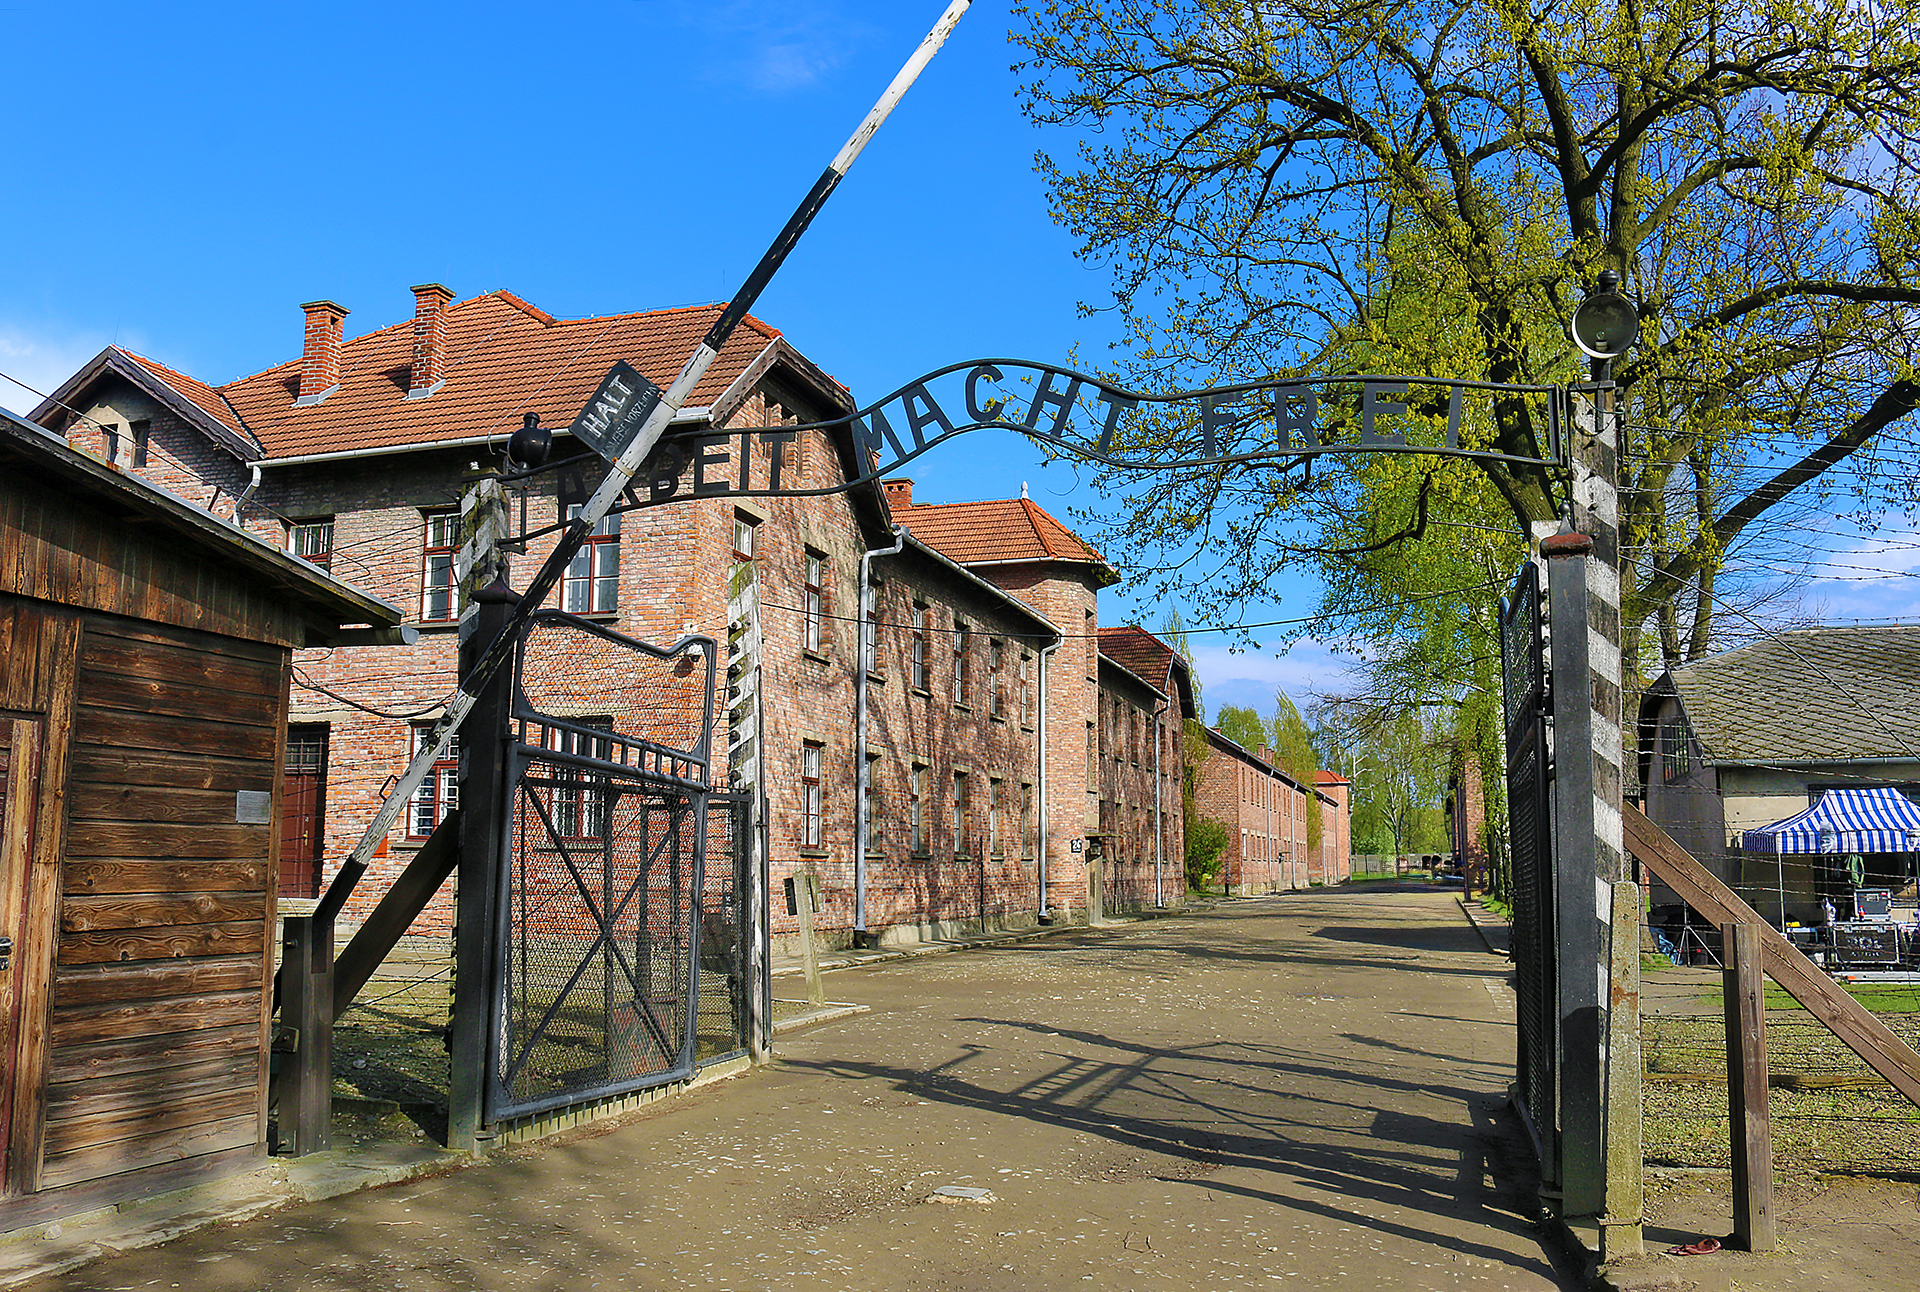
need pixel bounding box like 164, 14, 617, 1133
1570, 293, 1641, 360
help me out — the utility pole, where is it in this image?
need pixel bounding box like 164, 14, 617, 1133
1555, 271, 1642, 1257
448, 472, 513, 1153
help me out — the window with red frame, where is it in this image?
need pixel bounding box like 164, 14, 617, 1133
801, 742, 824, 847
562, 504, 621, 615
422, 512, 459, 622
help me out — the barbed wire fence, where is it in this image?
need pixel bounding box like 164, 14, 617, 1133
1618, 512, 1920, 1180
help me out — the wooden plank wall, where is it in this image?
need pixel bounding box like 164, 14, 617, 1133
39, 616, 284, 1192
0, 471, 303, 649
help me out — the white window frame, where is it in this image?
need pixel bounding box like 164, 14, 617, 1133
409, 727, 460, 837
803, 551, 826, 653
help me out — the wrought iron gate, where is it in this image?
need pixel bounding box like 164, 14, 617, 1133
1500, 561, 1558, 1181
484, 610, 747, 1123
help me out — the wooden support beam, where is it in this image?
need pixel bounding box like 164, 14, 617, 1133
1722, 922, 1775, 1252
786, 873, 825, 1010
332, 808, 460, 1015
274, 915, 332, 1156
1624, 802, 1920, 1109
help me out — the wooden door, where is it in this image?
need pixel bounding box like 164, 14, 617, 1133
278, 726, 327, 899
0, 719, 42, 1196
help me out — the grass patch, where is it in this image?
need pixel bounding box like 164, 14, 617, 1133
1703, 981, 1920, 1014
1643, 1010, 1920, 1174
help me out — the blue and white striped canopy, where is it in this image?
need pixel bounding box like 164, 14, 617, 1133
1741, 787, 1920, 854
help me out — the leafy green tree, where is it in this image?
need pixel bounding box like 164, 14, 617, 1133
1014, 0, 1920, 685
1184, 816, 1230, 892
1267, 689, 1323, 849
1321, 706, 1450, 858
1214, 704, 1267, 753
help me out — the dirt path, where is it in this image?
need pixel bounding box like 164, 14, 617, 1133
34, 889, 1574, 1291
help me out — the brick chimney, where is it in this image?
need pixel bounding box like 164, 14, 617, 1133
297, 300, 349, 404
407, 283, 454, 397
882, 478, 913, 510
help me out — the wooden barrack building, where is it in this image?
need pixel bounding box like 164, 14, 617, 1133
0, 407, 401, 1223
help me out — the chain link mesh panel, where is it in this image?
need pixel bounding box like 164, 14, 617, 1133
493, 761, 701, 1118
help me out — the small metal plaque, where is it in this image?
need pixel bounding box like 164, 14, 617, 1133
569, 360, 664, 464
235, 790, 273, 824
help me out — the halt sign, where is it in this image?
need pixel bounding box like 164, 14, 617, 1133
569, 360, 664, 463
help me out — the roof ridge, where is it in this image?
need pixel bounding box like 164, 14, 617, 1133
119, 346, 207, 390
1016, 495, 1051, 555
114, 348, 259, 450
486, 290, 557, 325
540, 300, 722, 327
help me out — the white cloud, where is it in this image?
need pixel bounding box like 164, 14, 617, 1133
1794, 513, 1920, 622
668, 0, 868, 94
0, 324, 110, 420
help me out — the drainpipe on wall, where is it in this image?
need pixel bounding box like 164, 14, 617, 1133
1036, 638, 1061, 923
854, 528, 907, 943
234, 462, 263, 521
1153, 699, 1166, 907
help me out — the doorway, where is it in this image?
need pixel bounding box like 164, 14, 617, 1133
280, 725, 328, 900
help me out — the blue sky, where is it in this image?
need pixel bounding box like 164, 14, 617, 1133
0, 0, 1347, 716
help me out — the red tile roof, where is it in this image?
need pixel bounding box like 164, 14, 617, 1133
118, 292, 806, 461
1098, 624, 1173, 688
1097, 624, 1199, 717
898, 495, 1115, 581
123, 351, 250, 441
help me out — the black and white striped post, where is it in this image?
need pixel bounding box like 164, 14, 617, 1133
1548, 271, 1642, 1258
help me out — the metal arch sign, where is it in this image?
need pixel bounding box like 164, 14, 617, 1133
555, 358, 1567, 510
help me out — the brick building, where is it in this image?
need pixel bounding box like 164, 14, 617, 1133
1444, 751, 1489, 889
1315, 771, 1353, 885
1194, 727, 1347, 894
29, 286, 1221, 948
881, 486, 1204, 919
1093, 625, 1198, 911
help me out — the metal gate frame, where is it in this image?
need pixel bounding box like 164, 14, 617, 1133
481, 609, 730, 1124
1500, 560, 1558, 1183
